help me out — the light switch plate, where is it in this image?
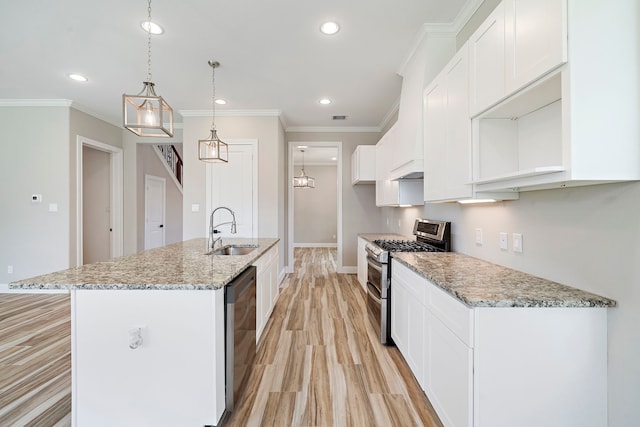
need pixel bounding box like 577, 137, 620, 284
191, 204, 200, 212
475, 228, 483, 245
513, 233, 523, 253
499, 232, 508, 250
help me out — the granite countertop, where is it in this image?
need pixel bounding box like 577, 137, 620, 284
10, 238, 279, 291
392, 252, 616, 308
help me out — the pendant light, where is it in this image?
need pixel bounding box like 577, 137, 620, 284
123, 0, 174, 137
198, 60, 228, 163
293, 149, 315, 189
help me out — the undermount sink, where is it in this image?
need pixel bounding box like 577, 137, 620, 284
207, 245, 257, 256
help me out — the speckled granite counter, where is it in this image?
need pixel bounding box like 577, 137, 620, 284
392, 252, 616, 308
10, 237, 279, 291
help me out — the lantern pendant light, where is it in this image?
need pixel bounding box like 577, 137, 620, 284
123, 0, 174, 137
293, 149, 315, 189
198, 60, 228, 163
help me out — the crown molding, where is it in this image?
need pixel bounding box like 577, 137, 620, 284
285, 126, 380, 133
396, 0, 483, 76
180, 109, 282, 118
0, 99, 73, 107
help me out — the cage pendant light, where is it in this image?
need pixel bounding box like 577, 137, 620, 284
123, 0, 174, 137
293, 149, 315, 189
198, 60, 228, 163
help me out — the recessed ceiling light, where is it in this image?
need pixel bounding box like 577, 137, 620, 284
319, 98, 332, 105
320, 21, 340, 35
331, 157, 337, 161
140, 21, 164, 35
215, 99, 227, 105
68, 73, 88, 82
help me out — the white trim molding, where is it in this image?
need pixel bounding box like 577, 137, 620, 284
180, 109, 282, 118
0, 99, 73, 107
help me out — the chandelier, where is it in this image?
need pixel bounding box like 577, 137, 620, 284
123, 0, 174, 137
198, 60, 228, 162
293, 149, 315, 189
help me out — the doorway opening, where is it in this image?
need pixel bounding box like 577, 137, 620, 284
288, 141, 343, 273
75, 136, 123, 266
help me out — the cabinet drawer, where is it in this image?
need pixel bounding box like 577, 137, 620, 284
392, 260, 426, 305
426, 280, 473, 347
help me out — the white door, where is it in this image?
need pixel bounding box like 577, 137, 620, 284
207, 143, 256, 238
145, 175, 166, 249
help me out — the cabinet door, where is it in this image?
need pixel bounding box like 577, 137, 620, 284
268, 249, 279, 309
424, 310, 473, 427
390, 279, 408, 355
469, 1, 505, 116
357, 238, 368, 291
406, 297, 425, 388
504, 0, 566, 94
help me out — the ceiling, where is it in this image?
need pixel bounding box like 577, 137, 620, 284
0, 0, 476, 132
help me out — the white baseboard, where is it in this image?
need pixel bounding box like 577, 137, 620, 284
293, 243, 338, 248
0, 283, 68, 294
339, 266, 357, 274
278, 267, 287, 284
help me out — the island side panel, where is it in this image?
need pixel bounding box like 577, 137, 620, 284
473, 307, 608, 427
71, 289, 225, 427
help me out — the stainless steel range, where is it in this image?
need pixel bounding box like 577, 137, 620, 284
365, 218, 451, 344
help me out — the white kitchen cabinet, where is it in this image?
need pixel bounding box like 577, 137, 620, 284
390, 259, 608, 427
469, 0, 566, 117
351, 145, 376, 184
391, 260, 426, 389
471, 0, 639, 192
375, 124, 424, 207
390, 31, 456, 180
255, 244, 279, 342
357, 237, 368, 291
469, 1, 505, 117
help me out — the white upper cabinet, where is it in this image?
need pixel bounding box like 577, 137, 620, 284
472, 0, 640, 192
469, 2, 506, 117
424, 44, 517, 202
389, 33, 456, 181
504, 0, 567, 94
376, 124, 423, 206
351, 145, 376, 185
470, 0, 567, 117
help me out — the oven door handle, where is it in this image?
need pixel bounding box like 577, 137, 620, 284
366, 257, 383, 273
367, 281, 382, 304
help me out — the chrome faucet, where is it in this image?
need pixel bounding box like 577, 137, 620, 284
208, 206, 237, 250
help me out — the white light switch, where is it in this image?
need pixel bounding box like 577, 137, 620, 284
7, 265, 13, 274
191, 204, 200, 212
475, 228, 483, 245
513, 233, 523, 253
499, 232, 508, 250
48, 203, 58, 212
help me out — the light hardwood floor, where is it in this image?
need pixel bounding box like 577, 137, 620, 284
0, 248, 442, 426
224, 247, 443, 427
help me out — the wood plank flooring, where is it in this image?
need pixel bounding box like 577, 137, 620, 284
224, 247, 443, 427
0, 247, 443, 427
0, 293, 71, 427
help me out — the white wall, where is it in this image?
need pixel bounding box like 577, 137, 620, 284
82, 146, 111, 264
182, 115, 284, 272
383, 181, 640, 427
140, 145, 183, 246
294, 165, 337, 245
286, 131, 381, 268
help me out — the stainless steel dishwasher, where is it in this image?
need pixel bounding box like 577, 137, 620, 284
224, 265, 256, 413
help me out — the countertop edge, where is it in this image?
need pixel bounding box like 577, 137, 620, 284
391, 253, 616, 309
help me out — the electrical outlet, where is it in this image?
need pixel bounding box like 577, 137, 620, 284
475, 228, 483, 245
7, 265, 13, 274
513, 233, 523, 253
499, 232, 508, 250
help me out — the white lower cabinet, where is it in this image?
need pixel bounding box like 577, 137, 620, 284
391, 259, 608, 427
255, 245, 279, 342
357, 237, 368, 291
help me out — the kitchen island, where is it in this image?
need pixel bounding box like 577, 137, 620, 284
10, 237, 279, 427
390, 251, 615, 427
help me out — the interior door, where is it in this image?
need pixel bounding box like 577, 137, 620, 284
208, 143, 256, 238
145, 175, 166, 249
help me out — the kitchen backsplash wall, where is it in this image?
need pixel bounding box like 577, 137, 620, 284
383, 180, 640, 427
